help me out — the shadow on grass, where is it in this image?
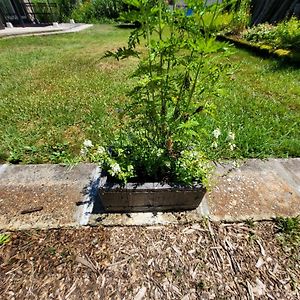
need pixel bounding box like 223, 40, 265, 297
267, 59, 300, 72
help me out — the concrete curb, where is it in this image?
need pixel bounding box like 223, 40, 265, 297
0, 158, 299, 230
0, 164, 100, 230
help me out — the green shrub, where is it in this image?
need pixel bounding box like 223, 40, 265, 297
30, 0, 77, 23
93, 0, 124, 19
71, 1, 95, 23
31, 0, 60, 23
57, 0, 76, 21
275, 17, 300, 50
202, 11, 234, 32
242, 17, 300, 51
71, 0, 125, 23
243, 23, 276, 43
229, 0, 251, 33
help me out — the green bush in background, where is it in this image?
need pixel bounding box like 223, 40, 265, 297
30, 0, 77, 23
71, 0, 125, 23
30, 0, 60, 23
57, 0, 77, 21
243, 17, 300, 51
204, 0, 251, 34
30, 0, 124, 24
227, 0, 251, 33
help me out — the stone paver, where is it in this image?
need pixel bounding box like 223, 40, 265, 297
0, 158, 299, 229
206, 158, 300, 221
0, 164, 100, 230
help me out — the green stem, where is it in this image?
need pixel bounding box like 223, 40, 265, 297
186, 55, 203, 108
172, 48, 195, 120
208, 0, 219, 34
159, 0, 166, 123
144, 5, 159, 140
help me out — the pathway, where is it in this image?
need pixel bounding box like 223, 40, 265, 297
0, 158, 299, 230
0, 23, 93, 38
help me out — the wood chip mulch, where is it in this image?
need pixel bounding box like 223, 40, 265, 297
0, 221, 299, 299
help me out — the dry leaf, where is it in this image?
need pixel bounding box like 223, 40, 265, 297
182, 228, 195, 234
75, 255, 98, 273
255, 257, 265, 268
256, 240, 266, 257
172, 246, 182, 256
246, 281, 255, 300
253, 278, 266, 296
134, 286, 147, 300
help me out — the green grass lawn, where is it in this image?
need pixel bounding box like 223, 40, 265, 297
0, 24, 299, 164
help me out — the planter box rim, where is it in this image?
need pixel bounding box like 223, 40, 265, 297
100, 176, 204, 191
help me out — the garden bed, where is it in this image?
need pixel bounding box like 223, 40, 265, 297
217, 34, 300, 63
219, 18, 300, 63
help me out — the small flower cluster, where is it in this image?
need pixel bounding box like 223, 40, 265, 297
80, 140, 134, 183
175, 148, 210, 186
80, 139, 94, 156
211, 129, 236, 151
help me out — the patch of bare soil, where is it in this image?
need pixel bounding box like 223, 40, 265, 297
1, 221, 299, 299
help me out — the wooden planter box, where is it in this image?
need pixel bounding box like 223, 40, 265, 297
98, 176, 206, 213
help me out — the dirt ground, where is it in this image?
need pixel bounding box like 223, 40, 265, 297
1, 221, 299, 299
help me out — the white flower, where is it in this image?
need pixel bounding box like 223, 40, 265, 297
228, 131, 235, 141
211, 141, 218, 148
96, 146, 106, 155
213, 128, 221, 139
229, 143, 236, 151
110, 163, 121, 176
80, 148, 87, 156
83, 139, 93, 148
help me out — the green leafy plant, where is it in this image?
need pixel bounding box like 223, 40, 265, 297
82, 0, 233, 185
242, 17, 300, 51
275, 17, 300, 51
71, 1, 95, 23
242, 23, 276, 43
275, 216, 300, 235
57, 0, 77, 21
30, 0, 70, 23
0, 233, 10, 246
71, 0, 125, 23
30, 0, 58, 23
275, 216, 300, 247
83, 0, 232, 186
226, 0, 251, 33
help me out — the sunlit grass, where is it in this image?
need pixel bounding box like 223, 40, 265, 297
0, 25, 136, 163
0, 24, 299, 163
208, 51, 300, 159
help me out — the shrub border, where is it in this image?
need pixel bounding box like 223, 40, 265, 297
217, 34, 300, 63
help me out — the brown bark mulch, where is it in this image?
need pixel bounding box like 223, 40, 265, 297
0, 221, 299, 299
